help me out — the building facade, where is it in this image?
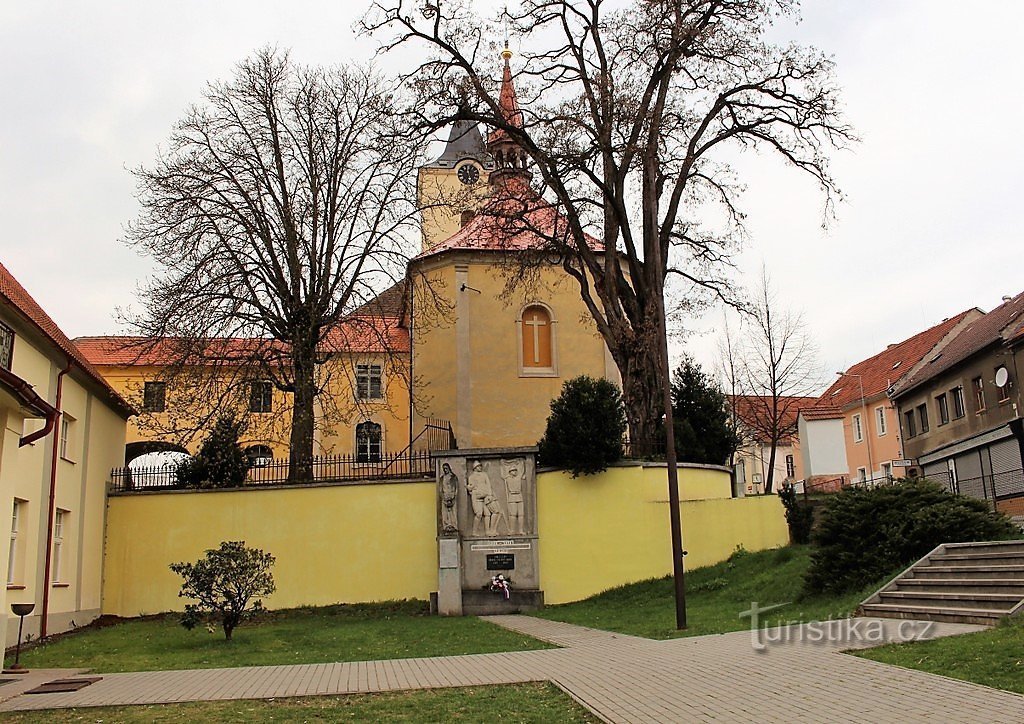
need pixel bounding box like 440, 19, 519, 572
892, 293, 1024, 514
0, 263, 132, 643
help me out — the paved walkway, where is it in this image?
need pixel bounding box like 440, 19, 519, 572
2, 616, 1023, 721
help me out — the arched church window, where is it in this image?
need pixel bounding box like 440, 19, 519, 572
521, 305, 553, 369
355, 421, 382, 463
460, 210, 476, 227
246, 445, 274, 468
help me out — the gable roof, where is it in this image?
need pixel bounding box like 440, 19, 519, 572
821, 308, 979, 409
731, 395, 819, 444
800, 405, 844, 421
893, 291, 1024, 398
0, 261, 133, 417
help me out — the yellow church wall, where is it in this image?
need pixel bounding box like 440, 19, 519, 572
417, 166, 492, 250
413, 254, 612, 449
102, 480, 438, 617
536, 464, 788, 604
410, 265, 458, 429
101, 462, 786, 615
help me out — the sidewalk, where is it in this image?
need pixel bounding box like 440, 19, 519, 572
2, 615, 1022, 722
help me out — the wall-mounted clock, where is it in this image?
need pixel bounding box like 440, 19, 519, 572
457, 163, 480, 185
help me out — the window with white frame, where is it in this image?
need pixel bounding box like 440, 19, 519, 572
355, 421, 382, 462
8, 500, 21, 585
951, 386, 966, 418
60, 413, 75, 461
852, 413, 864, 442
355, 364, 383, 400
875, 406, 887, 436
52, 509, 67, 583
857, 467, 867, 482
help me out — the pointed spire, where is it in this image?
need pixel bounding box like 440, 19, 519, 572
487, 46, 531, 184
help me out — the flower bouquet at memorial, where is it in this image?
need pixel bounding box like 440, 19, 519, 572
489, 573, 512, 600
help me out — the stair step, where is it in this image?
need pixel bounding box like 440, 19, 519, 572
914, 565, 1024, 579
942, 541, 1024, 555
897, 579, 1024, 595
878, 591, 1020, 610
861, 603, 1004, 626
930, 551, 1024, 563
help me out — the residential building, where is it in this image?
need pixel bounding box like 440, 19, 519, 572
820, 309, 981, 484
796, 405, 848, 491
0, 262, 132, 642
891, 293, 1024, 514
731, 395, 816, 494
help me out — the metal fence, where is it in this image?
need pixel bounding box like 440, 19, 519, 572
110, 449, 443, 493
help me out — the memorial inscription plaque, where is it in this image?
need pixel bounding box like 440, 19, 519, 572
486, 553, 515, 570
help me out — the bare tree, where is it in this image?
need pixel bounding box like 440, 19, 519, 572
125, 48, 423, 480
734, 271, 823, 493
365, 0, 853, 454
367, 0, 851, 628
716, 310, 743, 495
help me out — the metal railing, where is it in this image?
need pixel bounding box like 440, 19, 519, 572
112, 419, 456, 494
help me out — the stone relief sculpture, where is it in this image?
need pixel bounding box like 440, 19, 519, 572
500, 458, 527, 534
466, 460, 505, 536
439, 462, 459, 535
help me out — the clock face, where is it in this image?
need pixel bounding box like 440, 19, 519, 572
457, 163, 480, 185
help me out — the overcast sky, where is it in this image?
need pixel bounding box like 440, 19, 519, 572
2, 1, 1021, 390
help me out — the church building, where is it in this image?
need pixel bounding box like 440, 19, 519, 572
78, 51, 617, 462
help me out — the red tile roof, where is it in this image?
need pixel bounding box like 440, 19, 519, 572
416, 175, 603, 260
76, 314, 409, 368
800, 405, 844, 421
731, 395, 820, 444
0, 261, 133, 416
821, 308, 979, 409
894, 291, 1024, 397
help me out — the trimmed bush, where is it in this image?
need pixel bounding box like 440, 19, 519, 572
538, 375, 626, 477
177, 416, 250, 488
804, 479, 1020, 595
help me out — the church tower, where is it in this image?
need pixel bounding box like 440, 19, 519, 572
417, 120, 495, 251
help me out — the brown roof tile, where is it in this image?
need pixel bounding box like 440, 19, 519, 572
894, 291, 1024, 397
821, 309, 979, 409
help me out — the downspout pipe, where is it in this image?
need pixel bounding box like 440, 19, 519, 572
40, 358, 72, 638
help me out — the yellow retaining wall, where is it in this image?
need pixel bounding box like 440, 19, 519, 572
102, 463, 787, 615
102, 481, 437, 617
537, 464, 788, 604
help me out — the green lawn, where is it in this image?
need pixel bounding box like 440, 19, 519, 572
1, 683, 598, 723
17, 600, 550, 673
854, 617, 1024, 694
533, 545, 890, 639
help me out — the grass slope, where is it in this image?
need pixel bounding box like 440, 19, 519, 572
533, 546, 890, 639
1, 683, 599, 723
17, 600, 550, 673
854, 618, 1024, 694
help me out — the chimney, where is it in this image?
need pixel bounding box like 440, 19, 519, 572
1003, 295, 1013, 303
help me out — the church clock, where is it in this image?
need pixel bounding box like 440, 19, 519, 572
457, 163, 480, 185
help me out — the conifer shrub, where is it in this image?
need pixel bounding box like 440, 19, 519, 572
177, 416, 250, 488
538, 375, 626, 477
804, 479, 1020, 595
779, 484, 814, 544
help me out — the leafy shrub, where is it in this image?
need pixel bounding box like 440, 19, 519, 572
779, 484, 814, 544
804, 479, 1019, 595
177, 416, 250, 488
170, 541, 276, 640
537, 375, 626, 477
690, 576, 729, 593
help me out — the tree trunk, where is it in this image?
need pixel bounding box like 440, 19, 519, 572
764, 438, 778, 494
289, 341, 317, 482
613, 328, 665, 457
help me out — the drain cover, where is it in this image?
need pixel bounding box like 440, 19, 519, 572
25, 677, 102, 694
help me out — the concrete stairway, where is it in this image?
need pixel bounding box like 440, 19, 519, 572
859, 540, 1024, 625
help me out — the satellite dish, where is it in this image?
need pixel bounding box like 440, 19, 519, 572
995, 366, 1010, 388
